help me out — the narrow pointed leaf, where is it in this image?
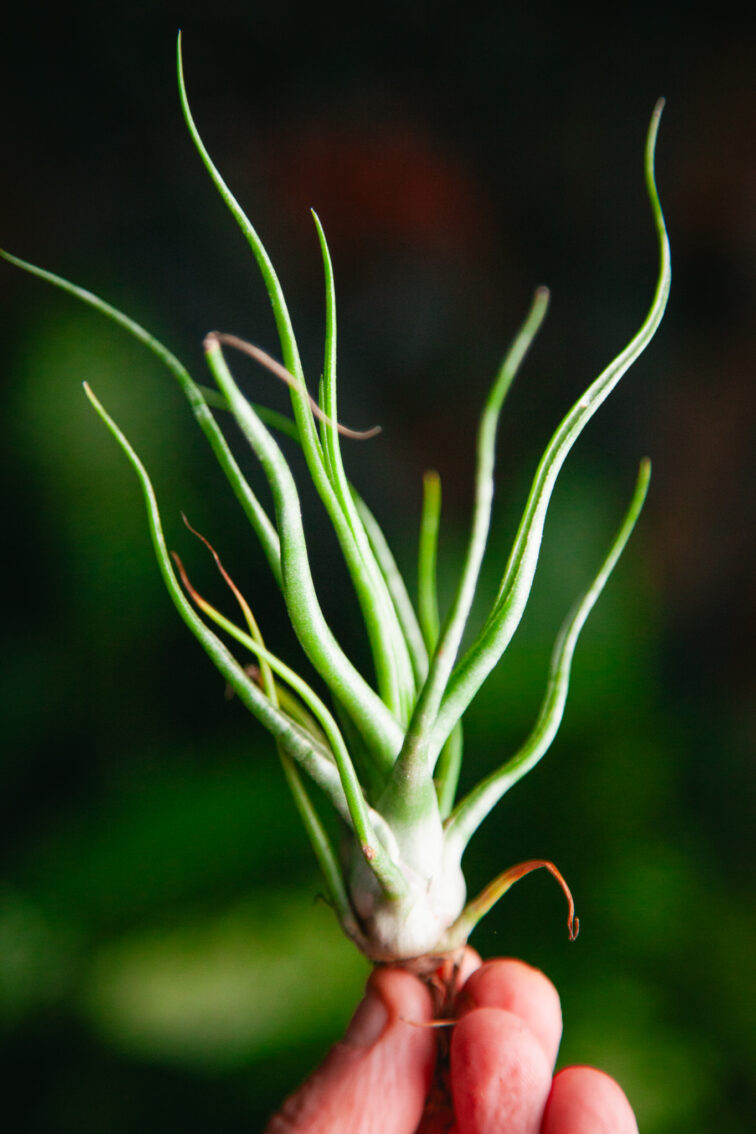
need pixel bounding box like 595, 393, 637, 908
82, 381, 354, 820
431, 104, 670, 759
179, 45, 415, 716
179, 41, 396, 707
312, 212, 416, 719
353, 492, 429, 687
177, 33, 305, 387
418, 469, 442, 653
204, 334, 404, 770
391, 288, 550, 784
1, 249, 282, 586
444, 459, 651, 857
192, 525, 357, 938
173, 551, 406, 896
193, 509, 357, 935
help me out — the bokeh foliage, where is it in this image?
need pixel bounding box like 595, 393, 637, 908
1, 5, 753, 1132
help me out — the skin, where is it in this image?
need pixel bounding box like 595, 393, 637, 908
264, 950, 638, 1134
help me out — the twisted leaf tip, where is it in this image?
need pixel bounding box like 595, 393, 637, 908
439, 859, 580, 953
205, 331, 381, 439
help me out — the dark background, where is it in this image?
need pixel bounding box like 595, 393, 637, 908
1, 4, 753, 1132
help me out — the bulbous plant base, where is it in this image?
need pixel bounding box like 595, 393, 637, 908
348, 858, 581, 1125
348, 850, 468, 964
346, 856, 579, 969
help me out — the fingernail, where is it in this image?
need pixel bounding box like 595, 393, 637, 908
343, 991, 389, 1048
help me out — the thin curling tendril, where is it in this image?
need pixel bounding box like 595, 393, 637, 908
206, 331, 381, 440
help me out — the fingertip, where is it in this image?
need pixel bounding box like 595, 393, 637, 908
265, 968, 436, 1134
369, 964, 435, 1029
456, 958, 562, 1068
543, 1066, 639, 1134
342, 963, 432, 1051
452, 1007, 552, 1134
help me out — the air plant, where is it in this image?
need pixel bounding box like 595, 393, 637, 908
2, 38, 670, 970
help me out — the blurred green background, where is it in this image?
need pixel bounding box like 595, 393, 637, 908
1, 4, 753, 1131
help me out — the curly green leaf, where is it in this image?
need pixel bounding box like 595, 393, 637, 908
82, 380, 353, 818
389, 288, 550, 788
0, 249, 282, 586
431, 103, 670, 760
204, 335, 404, 770
444, 459, 651, 859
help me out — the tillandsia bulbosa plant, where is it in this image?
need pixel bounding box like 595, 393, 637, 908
3, 37, 670, 972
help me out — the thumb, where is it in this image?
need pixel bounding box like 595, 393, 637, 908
264, 966, 437, 1134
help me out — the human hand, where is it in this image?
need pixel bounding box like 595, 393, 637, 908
264, 950, 638, 1134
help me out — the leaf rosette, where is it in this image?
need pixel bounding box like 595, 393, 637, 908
2, 37, 670, 964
